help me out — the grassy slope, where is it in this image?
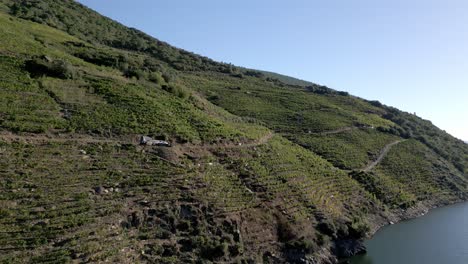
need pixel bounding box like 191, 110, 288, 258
0, 1, 467, 263
256, 69, 316, 87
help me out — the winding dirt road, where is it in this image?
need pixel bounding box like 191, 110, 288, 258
318, 126, 357, 135
0, 131, 125, 145
202, 132, 274, 150
0, 131, 274, 150
363, 140, 404, 172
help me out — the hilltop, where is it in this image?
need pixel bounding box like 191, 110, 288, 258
0, 1, 467, 263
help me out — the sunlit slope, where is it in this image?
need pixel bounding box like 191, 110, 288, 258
0, 0, 467, 263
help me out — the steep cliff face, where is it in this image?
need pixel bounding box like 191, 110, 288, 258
0, 1, 467, 263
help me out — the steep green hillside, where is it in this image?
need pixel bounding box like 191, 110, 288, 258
254, 69, 316, 87
0, 1, 467, 263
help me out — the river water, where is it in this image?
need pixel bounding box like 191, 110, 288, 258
350, 202, 468, 264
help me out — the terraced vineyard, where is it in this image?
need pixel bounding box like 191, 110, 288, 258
375, 140, 467, 202
223, 137, 373, 219
0, 140, 158, 262
0, 0, 467, 263
0, 55, 65, 133
294, 129, 401, 170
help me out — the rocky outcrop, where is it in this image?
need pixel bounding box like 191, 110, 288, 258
140, 136, 171, 146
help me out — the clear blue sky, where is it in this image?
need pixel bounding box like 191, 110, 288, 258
77, 0, 468, 141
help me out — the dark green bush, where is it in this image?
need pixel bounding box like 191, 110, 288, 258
148, 71, 165, 84
123, 67, 147, 80
51, 60, 76, 79
0, 209, 10, 218
349, 217, 371, 239
162, 72, 174, 83
191, 236, 228, 260
162, 84, 189, 99
316, 220, 337, 238
143, 57, 163, 72
244, 70, 264, 78
306, 85, 335, 95
368, 100, 383, 107
73, 48, 118, 67
285, 237, 315, 254
230, 73, 244, 78
25, 56, 76, 79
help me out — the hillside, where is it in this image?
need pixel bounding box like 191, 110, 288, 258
0, 1, 467, 263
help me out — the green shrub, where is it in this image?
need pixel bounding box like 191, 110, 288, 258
162, 72, 174, 83
72, 47, 118, 67
230, 72, 244, 78
148, 71, 165, 84
349, 217, 370, 239
191, 236, 228, 260
123, 67, 147, 80
51, 60, 76, 79
285, 238, 315, 254
316, 233, 331, 246
162, 84, 189, 99
25, 56, 76, 79
316, 220, 337, 237
0, 209, 10, 218
244, 70, 264, 78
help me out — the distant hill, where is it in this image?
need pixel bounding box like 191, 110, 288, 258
0, 0, 466, 263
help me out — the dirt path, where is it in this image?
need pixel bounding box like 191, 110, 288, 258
209, 132, 273, 149
1, 131, 275, 169
0, 131, 274, 150
363, 140, 404, 172
318, 126, 357, 135
179, 132, 274, 154
309, 126, 377, 136
0, 131, 128, 145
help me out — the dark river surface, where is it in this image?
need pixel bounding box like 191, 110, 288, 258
350, 202, 468, 264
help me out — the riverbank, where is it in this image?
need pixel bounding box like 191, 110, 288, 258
305, 196, 468, 264
339, 195, 468, 263
369, 195, 466, 236
350, 200, 468, 264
